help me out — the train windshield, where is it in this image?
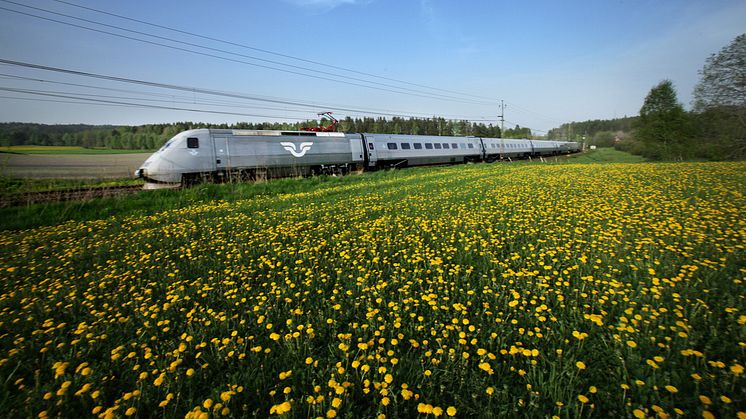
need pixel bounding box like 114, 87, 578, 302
157, 136, 179, 153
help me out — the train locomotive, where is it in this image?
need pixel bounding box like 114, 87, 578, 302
135, 128, 581, 186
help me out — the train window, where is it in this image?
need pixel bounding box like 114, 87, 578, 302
387, 143, 398, 150
468, 143, 474, 149
452, 143, 458, 149
443, 143, 450, 149
434, 143, 442, 149
187, 137, 199, 148
414, 143, 422, 149
401, 143, 411, 150
425, 143, 433, 149
368, 143, 375, 150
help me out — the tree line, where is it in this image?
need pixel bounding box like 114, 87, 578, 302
618, 34, 745, 160
547, 116, 638, 148
0, 117, 505, 150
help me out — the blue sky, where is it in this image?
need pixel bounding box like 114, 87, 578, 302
0, 0, 744, 135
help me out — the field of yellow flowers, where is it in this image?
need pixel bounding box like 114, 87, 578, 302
1, 161, 745, 418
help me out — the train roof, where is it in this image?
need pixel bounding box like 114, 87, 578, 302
206, 129, 346, 137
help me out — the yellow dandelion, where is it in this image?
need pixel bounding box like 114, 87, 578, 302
731, 364, 744, 375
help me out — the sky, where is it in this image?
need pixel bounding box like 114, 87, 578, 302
0, 0, 744, 135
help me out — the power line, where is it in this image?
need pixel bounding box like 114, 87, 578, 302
0, 86, 313, 120
49, 0, 499, 103
503, 119, 547, 134
0, 73, 334, 115
0, 87, 501, 126
0, 1, 498, 106
503, 101, 565, 126
0, 59, 498, 122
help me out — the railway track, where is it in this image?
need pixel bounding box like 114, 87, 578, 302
0, 185, 144, 208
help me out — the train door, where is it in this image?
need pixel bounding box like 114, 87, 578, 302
213, 135, 230, 171
362, 134, 378, 167
349, 135, 365, 165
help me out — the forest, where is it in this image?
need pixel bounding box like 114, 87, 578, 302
0, 117, 509, 150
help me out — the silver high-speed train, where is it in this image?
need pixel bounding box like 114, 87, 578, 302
135, 129, 580, 186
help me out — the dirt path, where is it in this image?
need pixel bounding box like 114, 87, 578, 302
0, 153, 150, 179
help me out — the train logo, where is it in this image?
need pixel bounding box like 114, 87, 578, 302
280, 142, 314, 157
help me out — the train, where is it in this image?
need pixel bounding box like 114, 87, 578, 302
135, 128, 581, 186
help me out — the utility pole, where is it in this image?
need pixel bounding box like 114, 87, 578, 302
498, 100, 506, 137
498, 100, 506, 158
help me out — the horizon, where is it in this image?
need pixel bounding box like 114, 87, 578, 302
0, 0, 744, 134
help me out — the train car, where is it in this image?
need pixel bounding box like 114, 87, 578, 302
529, 139, 560, 156
363, 134, 483, 168
563, 141, 581, 153
136, 128, 364, 185
481, 137, 533, 160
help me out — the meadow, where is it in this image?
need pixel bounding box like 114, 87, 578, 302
0, 160, 744, 418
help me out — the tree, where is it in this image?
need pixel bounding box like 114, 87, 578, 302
690, 34, 746, 160
636, 80, 690, 160
503, 125, 531, 139
693, 34, 746, 111
591, 131, 616, 147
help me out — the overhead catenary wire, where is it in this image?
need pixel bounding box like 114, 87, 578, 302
0, 59, 500, 122
0, 86, 315, 120
48, 0, 500, 103
0, 73, 341, 115
0, 1, 498, 106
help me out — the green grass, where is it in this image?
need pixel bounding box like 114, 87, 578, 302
562, 147, 647, 164
0, 171, 401, 231
0, 177, 143, 197
0, 146, 153, 155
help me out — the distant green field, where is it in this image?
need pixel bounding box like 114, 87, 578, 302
562, 147, 647, 164
0, 145, 153, 155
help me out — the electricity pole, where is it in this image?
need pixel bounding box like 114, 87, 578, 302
498, 100, 506, 137
498, 100, 506, 158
